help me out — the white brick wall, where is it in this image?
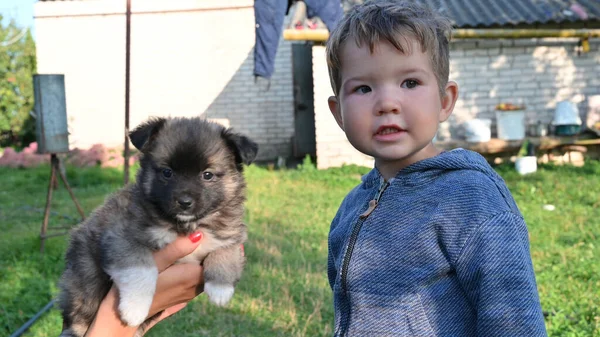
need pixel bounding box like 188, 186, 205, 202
204, 34, 295, 160
34, 0, 599, 167
443, 38, 600, 140
313, 38, 600, 168
34, 0, 294, 161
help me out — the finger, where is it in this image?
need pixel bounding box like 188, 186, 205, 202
153, 232, 203, 272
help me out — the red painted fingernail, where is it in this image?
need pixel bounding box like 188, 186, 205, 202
189, 232, 203, 243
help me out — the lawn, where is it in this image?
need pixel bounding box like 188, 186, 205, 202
0, 159, 599, 337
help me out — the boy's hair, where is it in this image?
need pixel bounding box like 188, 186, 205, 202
326, 0, 453, 97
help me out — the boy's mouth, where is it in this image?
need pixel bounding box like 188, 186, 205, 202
375, 125, 405, 135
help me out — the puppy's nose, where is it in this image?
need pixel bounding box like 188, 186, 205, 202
177, 196, 193, 209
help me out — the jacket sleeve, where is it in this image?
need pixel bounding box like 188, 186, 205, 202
454, 211, 547, 336
327, 210, 342, 291
327, 244, 336, 291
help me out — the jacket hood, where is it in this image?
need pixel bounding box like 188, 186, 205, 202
361, 149, 497, 188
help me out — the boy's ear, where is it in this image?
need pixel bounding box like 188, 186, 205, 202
439, 81, 459, 123
129, 117, 167, 151
222, 130, 259, 169
328, 96, 344, 130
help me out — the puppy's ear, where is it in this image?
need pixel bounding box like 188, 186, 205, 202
129, 117, 167, 151
223, 130, 259, 168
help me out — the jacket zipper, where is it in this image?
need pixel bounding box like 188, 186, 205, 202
338, 178, 389, 337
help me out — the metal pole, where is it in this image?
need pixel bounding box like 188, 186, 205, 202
124, 0, 131, 185
9, 300, 55, 337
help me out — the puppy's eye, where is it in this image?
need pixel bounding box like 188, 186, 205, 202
162, 168, 173, 178
202, 172, 214, 181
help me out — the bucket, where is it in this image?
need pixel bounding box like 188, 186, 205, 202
515, 156, 537, 175
552, 101, 582, 136
496, 110, 525, 140
464, 118, 491, 142
553, 101, 581, 126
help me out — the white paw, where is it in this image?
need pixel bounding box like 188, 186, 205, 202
107, 265, 158, 326
119, 297, 152, 326
204, 282, 234, 306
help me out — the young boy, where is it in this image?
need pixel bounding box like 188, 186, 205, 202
325, 1, 547, 336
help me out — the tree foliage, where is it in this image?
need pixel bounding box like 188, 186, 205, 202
0, 16, 36, 147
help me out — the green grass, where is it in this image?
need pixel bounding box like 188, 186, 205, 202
0, 159, 599, 336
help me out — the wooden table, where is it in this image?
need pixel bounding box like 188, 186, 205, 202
435, 135, 600, 161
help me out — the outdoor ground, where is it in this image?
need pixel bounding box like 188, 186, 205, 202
1, 159, 599, 337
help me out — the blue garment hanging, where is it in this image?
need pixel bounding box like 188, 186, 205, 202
253, 0, 343, 80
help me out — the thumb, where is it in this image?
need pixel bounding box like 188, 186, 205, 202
153, 231, 202, 272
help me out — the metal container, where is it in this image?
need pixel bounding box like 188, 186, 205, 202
33, 74, 70, 154
526, 121, 548, 137
555, 124, 581, 136
464, 118, 491, 142
553, 101, 582, 126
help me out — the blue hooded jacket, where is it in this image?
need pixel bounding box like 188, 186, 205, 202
328, 149, 547, 336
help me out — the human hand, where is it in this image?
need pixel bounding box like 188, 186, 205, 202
85, 232, 204, 337
145, 232, 205, 329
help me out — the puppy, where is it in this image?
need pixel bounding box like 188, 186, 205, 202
58, 117, 258, 337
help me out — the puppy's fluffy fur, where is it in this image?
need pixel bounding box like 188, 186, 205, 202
58, 117, 258, 337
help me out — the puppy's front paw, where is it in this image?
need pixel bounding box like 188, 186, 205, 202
119, 297, 152, 327
204, 282, 235, 306
107, 266, 158, 326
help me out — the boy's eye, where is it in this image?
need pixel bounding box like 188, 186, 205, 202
402, 79, 419, 89
354, 85, 372, 94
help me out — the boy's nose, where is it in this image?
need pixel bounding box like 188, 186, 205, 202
375, 91, 401, 115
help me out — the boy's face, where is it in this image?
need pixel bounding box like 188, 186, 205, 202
328, 37, 458, 177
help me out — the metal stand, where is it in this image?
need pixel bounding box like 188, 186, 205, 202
40, 154, 86, 253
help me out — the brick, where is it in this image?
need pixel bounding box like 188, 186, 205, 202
487, 48, 501, 56
472, 57, 494, 65
478, 40, 502, 49
465, 49, 489, 57
539, 81, 559, 89
498, 40, 515, 48
464, 63, 489, 72
489, 76, 515, 85
473, 84, 494, 92
452, 40, 478, 50
450, 50, 465, 58
515, 89, 536, 98
513, 39, 538, 47
502, 47, 527, 55
583, 86, 600, 95
517, 82, 538, 90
